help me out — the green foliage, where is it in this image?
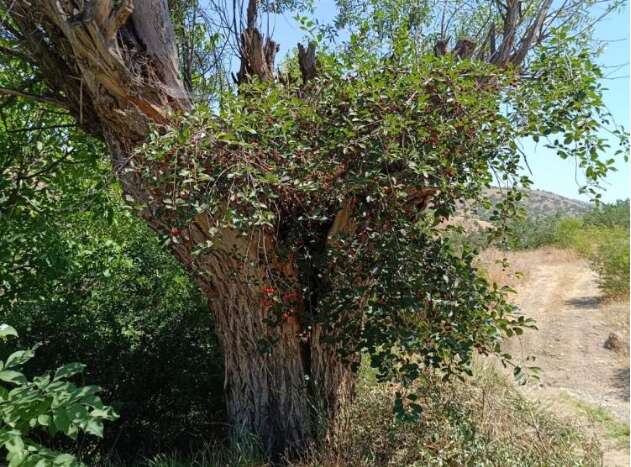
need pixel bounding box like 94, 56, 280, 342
0, 99, 111, 306
554, 217, 593, 254
140, 52, 542, 415
512, 29, 625, 202
503, 202, 629, 299
323, 225, 534, 395
0, 99, 224, 461
506, 214, 562, 250
0, 325, 117, 467
0, 206, 225, 461
583, 199, 630, 228
553, 216, 629, 298
134, 26, 625, 415
589, 227, 629, 298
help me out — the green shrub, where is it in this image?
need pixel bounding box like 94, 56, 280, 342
0, 210, 225, 462
0, 324, 117, 466
0, 103, 226, 462
553, 217, 592, 254
583, 199, 629, 228
507, 214, 562, 250
590, 227, 629, 299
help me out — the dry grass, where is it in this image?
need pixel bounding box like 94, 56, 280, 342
290, 364, 601, 467
116, 363, 601, 466
477, 246, 578, 292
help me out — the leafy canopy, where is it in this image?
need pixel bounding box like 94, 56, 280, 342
136, 25, 625, 414
0, 0, 626, 421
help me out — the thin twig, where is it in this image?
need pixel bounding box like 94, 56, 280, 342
0, 86, 69, 109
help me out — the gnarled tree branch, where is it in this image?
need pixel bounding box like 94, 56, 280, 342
297, 41, 317, 84
235, 0, 279, 84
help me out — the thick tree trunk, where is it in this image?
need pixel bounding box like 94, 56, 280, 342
187, 227, 314, 454
5, 0, 356, 457
107, 131, 356, 456
107, 129, 356, 455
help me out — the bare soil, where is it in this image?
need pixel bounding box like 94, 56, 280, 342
481, 247, 630, 466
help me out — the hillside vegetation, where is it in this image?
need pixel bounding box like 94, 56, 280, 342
505, 199, 629, 299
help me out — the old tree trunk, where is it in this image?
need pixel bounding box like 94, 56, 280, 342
6, 0, 353, 455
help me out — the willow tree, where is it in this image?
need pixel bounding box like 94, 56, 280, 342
0, 0, 625, 457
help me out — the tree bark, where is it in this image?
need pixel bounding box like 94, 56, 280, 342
186, 228, 315, 455
4, 0, 355, 456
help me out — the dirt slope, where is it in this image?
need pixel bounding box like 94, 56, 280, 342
481, 247, 629, 466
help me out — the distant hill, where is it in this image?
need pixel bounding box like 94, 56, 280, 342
484, 188, 591, 218
452, 188, 591, 232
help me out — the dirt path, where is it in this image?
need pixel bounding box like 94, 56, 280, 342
483, 247, 629, 466
485, 248, 629, 466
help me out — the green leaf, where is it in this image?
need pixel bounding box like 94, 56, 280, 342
65, 404, 88, 424
52, 453, 78, 466
0, 370, 27, 385
84, 419, 103, 438
53, 363, 86, 381
37, 414, 51, 427
53, 408, 71, 434
5, 349, 35, 369
90, 406, 117, 420
0, 325, 18, 339
4, 433, 26, 467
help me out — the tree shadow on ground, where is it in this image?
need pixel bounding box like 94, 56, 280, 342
564, 296, 605, 309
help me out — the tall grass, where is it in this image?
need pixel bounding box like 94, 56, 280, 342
294, 364, 601, 466
114, 364, 601, 467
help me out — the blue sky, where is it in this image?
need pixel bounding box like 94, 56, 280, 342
263, 2, 629, 203
522, 6, 629, 203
